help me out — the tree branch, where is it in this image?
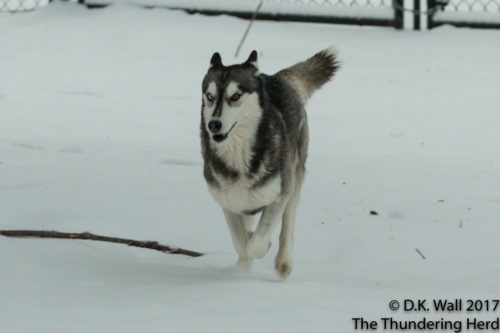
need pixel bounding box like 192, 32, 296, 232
234, 0, 263, 58
0, 230, 204, 257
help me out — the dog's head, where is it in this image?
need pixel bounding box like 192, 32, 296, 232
201, 51, 261, 143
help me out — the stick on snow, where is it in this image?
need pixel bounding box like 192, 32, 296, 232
0, 230, 204, 257
415, 248, 426, 260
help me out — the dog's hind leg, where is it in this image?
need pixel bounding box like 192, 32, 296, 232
275, 175, 303, 279
223, 209, 253, 270
275, 121, 308, 278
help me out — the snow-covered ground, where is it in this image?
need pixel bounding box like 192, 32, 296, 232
1, 3, 500, 332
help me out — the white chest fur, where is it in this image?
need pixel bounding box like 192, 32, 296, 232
204, 87, 281, 213
208, 174, 281, 214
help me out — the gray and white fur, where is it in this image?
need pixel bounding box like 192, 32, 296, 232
200, 48, 339, 279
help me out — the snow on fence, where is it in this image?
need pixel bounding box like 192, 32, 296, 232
119, 0, 396, 20
1, 0, 499, 28
432, 0, 500, 27
81, 0, 397, 26
0, 0, 48, 12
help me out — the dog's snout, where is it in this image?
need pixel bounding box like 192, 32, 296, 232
208, 120, 222, 134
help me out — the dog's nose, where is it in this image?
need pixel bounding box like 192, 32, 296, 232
208, 120, 222, 134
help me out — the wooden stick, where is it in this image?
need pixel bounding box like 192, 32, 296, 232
415, 247, 426, 260
234, 0, 263, 58
0, 230, 204, 257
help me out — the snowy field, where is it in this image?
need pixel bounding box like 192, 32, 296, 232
1, 3, 500, 332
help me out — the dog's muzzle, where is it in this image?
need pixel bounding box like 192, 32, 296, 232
212, 122, 237, 143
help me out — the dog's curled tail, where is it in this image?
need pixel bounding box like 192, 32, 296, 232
277, 47, 340, 105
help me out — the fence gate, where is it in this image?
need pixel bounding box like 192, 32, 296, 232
1, 0, 499, 29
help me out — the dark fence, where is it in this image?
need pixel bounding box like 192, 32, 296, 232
2, 0, 499, 29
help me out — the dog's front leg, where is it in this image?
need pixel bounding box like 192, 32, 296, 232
223, 209, 253, 270
247, 197, 288, 259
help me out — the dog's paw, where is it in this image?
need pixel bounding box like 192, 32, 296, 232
235, 257, 253, 271
274, 254, 293, 279
247, 235, 271, 259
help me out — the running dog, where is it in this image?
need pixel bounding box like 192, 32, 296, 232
200, 48, 339, 278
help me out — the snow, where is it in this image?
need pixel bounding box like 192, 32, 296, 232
1, 2, 500, 332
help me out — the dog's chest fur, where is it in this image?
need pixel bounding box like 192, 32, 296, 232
205, 115, 281, 214
208, 173, 281, 214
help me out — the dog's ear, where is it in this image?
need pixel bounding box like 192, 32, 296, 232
210, 52, 223, 68
244, 50, 258, 70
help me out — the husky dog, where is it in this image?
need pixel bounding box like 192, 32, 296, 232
200, 48, 339, 279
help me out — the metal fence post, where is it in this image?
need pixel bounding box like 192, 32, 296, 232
417, 0, 429, 30
394, 0, 417, 29
394, 0, 404, 29
414, 0, 420, 29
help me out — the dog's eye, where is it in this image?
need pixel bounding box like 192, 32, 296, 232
206, 93, 214, 101
231, 93, 241, 101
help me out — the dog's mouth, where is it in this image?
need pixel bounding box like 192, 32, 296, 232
212, 122, 237, 143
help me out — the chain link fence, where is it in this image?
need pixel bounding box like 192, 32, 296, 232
442, 0, 499, 11
259, 0, 393, 8
257, 0, 500, 11
1, 0, 499, 28
431, 0, 500, 27
145, 0, 396, 27
154, 0, 396, 15
0, 0, 49, 12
